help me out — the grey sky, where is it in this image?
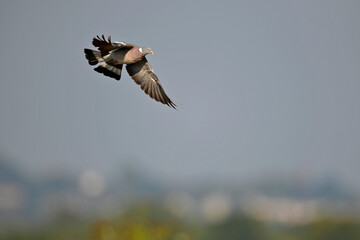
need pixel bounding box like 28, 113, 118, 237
0, 1, 359, 187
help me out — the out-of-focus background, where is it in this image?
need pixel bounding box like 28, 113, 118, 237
1, 1, 360, 239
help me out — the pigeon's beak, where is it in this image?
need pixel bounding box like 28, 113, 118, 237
150, 50, 153, 55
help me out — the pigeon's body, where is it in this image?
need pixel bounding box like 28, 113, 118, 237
84, 35, 176, 109
107, 46, 143, 65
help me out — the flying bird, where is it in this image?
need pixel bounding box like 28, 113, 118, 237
84, 35, 176, 109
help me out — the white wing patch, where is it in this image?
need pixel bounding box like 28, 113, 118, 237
114, 41, 127, 45
151, 76, 156, 83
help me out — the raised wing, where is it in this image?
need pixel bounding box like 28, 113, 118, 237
126, 58, 176, 109
92, 35, 134, 54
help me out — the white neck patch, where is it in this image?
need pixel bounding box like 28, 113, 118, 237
139, 48, 143, 53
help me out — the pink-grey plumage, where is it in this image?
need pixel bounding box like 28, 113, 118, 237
84, 35, 176, 109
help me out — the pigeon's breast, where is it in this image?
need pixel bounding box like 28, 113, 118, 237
124, 47, 144, 64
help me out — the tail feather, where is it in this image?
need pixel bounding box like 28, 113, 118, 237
84, 48, 103, 65
94, 63, 122, 80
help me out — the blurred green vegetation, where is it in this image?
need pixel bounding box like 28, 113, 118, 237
1, 203, 360, 240
91, 203, 194, 240
0, 219, 88, 240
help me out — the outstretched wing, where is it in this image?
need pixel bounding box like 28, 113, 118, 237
126, 58, 176, 109
92, 35, 134, 54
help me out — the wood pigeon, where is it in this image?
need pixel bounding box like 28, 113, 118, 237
84, 35, 176, 109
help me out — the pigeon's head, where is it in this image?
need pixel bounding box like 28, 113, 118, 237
141, 47, 153, 55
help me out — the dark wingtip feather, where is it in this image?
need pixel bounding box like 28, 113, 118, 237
167, 99, 177, 109
169, 101, 177, 109
84, 48, 98, 65
158, 85, 177, 109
